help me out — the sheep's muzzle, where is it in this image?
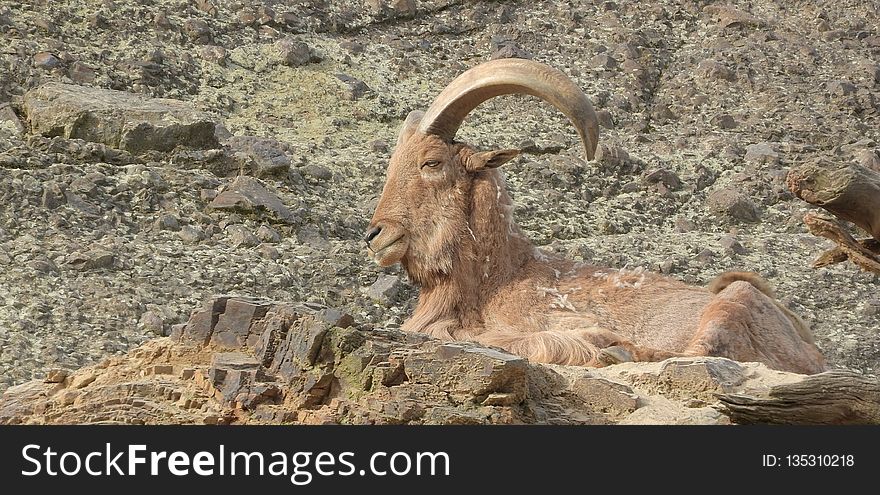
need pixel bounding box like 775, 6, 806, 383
364, 221, 409, 267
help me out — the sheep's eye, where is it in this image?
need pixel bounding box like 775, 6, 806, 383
421, 160, 441, 169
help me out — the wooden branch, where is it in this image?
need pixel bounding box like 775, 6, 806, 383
787, 161, 880, 242
804, 213, 880, 274
812, 239, 880, 269
719, 370, 880, 425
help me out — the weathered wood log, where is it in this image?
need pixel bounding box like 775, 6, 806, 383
804, 213, 880, 274
787, 161, 880, 242
719, 370, 880, 425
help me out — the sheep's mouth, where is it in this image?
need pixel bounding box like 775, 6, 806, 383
368, 235, 407, 266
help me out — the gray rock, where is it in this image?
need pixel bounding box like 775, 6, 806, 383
33, 52, 60, 69
674, 216, 695, 233
257, 244, 280, 260
155, 214, 181, 232
643, 168, 682, 191
183, 19, 212, 44
195, 0, 218, 16
596, 109, 614, 129
29, 258, 59, 274
256, 225, 281, 243
68, 176, 97, 196
366, 0, 417, 17
200, 45, 227, 64
68, 62, 96, 84
490, 37, 533, 60
858, 150, 880, 172
694, 249, 716, 264
226, 225, 260, 248
707, 187, 761, 222
139, 311, 165, 336
744, 143, 779, 164
22, 82, 219, 153
64, 189, 101, 216
296, 225, 331, 250
275, 38, 319, 67
225, 135, 292, 177
711, 113, 738, 129
41, 181, 65, 209
301, 163, 333, 181
335, 73, 371, 101
370, 140, 389, 153
340, 41, 365, 54
720, 235, 748, 255
210, 176, 297, 224
66, 248, 115, 271
211, 298, 272, 349
390, 0, 417, 16
591, 53, 617, 69
178, 225, 206, 244
827, 80, 857, 97
366, 274, 401, 304
200, 189, 218, 202
594, 143, 641, 175
697, 59, 735, 82
0, 103, 24, 134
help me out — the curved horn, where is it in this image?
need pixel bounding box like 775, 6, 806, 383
418, 58, 599, 161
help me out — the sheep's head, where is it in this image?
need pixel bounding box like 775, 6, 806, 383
365, 59, 600, 284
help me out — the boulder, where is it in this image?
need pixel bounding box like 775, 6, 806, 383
210, 176, 297, 224
22, 82, 219, 153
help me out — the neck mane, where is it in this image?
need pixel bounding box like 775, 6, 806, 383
401, 169, 536, 338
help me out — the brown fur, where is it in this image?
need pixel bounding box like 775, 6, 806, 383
709, 271, 815, 345
709, 271, 775, 297
365, 120, 826, 374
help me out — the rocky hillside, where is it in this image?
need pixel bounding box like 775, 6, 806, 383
1, 0, 879, 403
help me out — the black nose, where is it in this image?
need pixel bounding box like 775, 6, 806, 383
363, 225, 382, 244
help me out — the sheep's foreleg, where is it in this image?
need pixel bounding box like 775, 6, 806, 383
475, 327, 684, 367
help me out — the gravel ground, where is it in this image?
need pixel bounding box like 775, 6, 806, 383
0, 0, 878, 391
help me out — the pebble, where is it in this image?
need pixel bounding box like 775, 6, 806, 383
744, 143, 779, 165
155, 214, 181, 232
720, 235, 748, 255
33, 52, 61, 69
69, 61, 96, 84
200, 45, 227, 64
257, 225, 281, 243
183, 19, 212, 43
336, 73, 371, 100
301, 164, 333, 181
178, 225, 206, 244
227, 225, 260, 248
275, 38, 316, 67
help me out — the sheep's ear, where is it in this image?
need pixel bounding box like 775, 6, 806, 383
465, 149, 520, 172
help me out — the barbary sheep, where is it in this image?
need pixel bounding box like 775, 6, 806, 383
364, 58, 826, 374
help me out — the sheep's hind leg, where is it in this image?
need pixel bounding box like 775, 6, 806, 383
685, 280, 826, 374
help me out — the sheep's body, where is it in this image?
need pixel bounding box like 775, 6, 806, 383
365, 59, 827, 374
392, 167, 825, 374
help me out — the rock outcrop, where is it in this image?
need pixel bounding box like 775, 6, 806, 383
3, 296, 876, 425
22, 82, 219, 153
